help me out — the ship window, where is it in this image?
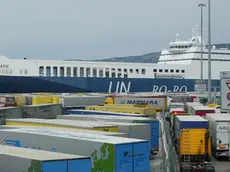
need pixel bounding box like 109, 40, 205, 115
124, 74, 128, 78
130, 69, 133, 73
60, 67, 64, 77
86, 67, 91, 77
124, 69, 127, 73
105, 71, 109, 78
67, 67, 71, 77
136, 69, 139, 74
181, 69, 185, 73
176, 69, 179, 73
170, 69, 174, 73
112, 71, 116, 78
153, 69, 157, 72
118, 68, 121, 72
73, 67, 78, 77
93, 68, 97, 77
159, 69, 163, 72
46, 67, 51, 76
141, 69, 146, 75
39, 66, 44, 76
165, 69, 168, 73
99, 68, 103, 77
118, 73, 122, 78
53, 67, 57, 77
80, 67, 84, 77
24, 69, 28, 75
20, 69, 23, 75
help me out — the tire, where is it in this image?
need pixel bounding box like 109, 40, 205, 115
180, 163, 191, 172
205, 164, 215, 172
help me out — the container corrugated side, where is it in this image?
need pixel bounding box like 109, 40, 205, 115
0, 128, 149, 172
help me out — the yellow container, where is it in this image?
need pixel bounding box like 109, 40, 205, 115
32, 96, 53, 105
6, 120, 118, 133
85, 105, 156, 117
52, 96, 61, 104
179, 128, 209, 156
13, 95, 26, 106
104, 104, 148, 108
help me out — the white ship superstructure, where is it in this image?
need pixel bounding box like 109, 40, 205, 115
0, 27, 229, 80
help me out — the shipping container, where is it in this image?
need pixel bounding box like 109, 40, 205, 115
0, 145, 91, 172
65, 109, 149, 117
191, 106, 215, 117
170, 108, 185, 115
0, 106, 22, 119
32, 96, 53, 105
6, 118, 119, 132
178, 128, 210, 160
104, 95, 167, 110
0, 128, 149, 172
184, 102, 203, 114
13, 94, 26, 106
174, 115, 209, 140
61, 95, 107, 108
57, 115, 151, 153
168, 102, 185, 110
22, 104, 63, 119
85, 105, 156, 117
104, 103, 149, 108
206, 113, 230, 157
169, 94, 198, 103
0, 125, 128, 137
57, 114, 159, 155
0, 95, 17, 107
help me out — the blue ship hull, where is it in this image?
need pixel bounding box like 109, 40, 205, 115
0, 76, 220, 93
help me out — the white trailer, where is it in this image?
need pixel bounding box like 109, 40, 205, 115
206, 113, 230, 157
0, 145, 91, 172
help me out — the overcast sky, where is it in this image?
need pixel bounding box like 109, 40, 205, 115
0, 0, 228, 60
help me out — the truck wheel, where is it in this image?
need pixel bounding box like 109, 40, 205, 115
180, 163, 191, 172
205, 164, 215, 172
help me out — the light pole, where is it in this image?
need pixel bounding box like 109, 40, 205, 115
208, 0, 212, 102
198, 3, 206, 83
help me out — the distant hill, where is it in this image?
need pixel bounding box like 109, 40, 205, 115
93, 52, 161, 63
65, 43, 230, 63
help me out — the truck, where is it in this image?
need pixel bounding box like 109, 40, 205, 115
104, 95, 168, 111
0, 127, 150, 172
174, 115, 215, 172
206, 113, 230, 158
57, 114, 160, 156
0, 144, 91, 172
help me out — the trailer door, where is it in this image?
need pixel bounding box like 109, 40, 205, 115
216, 121, 229, 155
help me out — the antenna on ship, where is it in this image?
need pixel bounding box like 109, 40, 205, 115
176, 33, 180, 41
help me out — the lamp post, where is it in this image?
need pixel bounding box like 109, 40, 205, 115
207, 0, 212, 102
198, 3, 206, 83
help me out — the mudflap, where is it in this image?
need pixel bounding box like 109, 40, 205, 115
205, 164, 215, 172
180, 162, 191, 172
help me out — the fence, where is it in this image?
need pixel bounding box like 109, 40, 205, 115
150, 112, 180, 172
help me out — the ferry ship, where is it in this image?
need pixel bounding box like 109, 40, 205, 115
0, 28, 227, 93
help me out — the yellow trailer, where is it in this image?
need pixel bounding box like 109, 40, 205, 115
6, 118, 118, 132
85, 105, 156, 118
